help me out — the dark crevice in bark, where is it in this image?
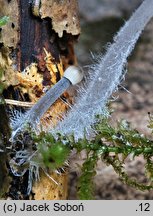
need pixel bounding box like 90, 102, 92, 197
18, 0, 60, 71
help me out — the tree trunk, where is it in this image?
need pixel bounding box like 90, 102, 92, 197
0, 0, 80, 200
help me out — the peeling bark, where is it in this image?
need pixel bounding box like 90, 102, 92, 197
40, 0, 80, 37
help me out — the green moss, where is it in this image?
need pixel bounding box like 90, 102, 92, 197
0, 16, 9, 27
41, 142, 70, 170
33, 132, 70, 170
26, 114, 153, 199
41, 115, 153, 196
77, 154, 98, 200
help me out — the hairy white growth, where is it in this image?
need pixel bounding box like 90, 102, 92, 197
9, 109, 27, 130
7, 0, 153, 194
53, 0, 153, 140
10, 0, 153, 142
10, 66, 83, 140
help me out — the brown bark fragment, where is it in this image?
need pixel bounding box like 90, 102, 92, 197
0, 46, 19, 88
0, 0, 19, 47
40, 0, 81, 37
18, 0, 60, 71
32, 170, 68, 200
0, 103, 12, 198
0, 154, 11, 198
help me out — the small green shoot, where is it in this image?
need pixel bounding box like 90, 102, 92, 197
0, 16, 9, 27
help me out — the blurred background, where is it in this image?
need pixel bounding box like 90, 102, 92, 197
68, 0, 153, 199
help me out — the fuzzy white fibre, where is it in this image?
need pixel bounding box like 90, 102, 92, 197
53, 0, 153, 140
